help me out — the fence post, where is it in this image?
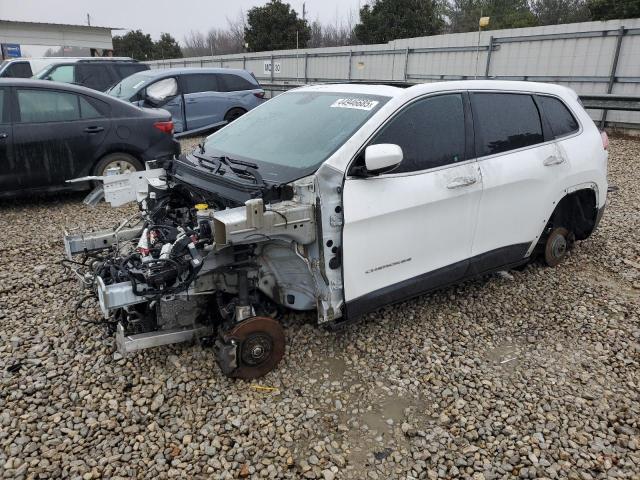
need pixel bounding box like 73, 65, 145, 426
348, 50, 352, 80
403, 47, 410, 81
304, 52, 308, 84
484, 36, 494, 78
243, 56, 246, 70
601, 26, 626, 128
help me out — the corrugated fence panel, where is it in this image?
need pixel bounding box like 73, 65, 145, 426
146, 18, 640, 127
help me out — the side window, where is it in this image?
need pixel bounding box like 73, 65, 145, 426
538, 95, 579, 138
114, 63, 148, 80
6, 62, 32, 78
471, 93, 544, 156
218, 73, 257, 92
79, 96, 107, 119
182, 74, 219, 94
147, 77, 179, 102
370, 94, 466, 173
76, 64, 113, 91
17, 89, 80, 123
48, 65, 75, 83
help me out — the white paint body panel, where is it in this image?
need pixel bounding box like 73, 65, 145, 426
343, 161, 482, 301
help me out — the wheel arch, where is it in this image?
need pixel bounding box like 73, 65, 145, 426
526, 183, 601, 257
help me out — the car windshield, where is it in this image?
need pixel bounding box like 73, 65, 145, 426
201, 91, 390, 183
107, 71, 154, 99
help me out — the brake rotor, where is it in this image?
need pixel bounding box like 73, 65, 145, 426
544, 227, 569, 267
224, 316, 285, 379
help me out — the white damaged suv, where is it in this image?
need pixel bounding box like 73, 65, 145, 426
65, 80, 608, 378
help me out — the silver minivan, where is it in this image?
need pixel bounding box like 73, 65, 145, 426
107, 67, 266, 137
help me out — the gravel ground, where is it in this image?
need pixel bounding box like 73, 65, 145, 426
0, 137, 639, 480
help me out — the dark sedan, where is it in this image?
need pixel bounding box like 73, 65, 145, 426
0, 79, 180, 197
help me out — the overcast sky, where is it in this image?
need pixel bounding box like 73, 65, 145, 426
0, 0, 363, 55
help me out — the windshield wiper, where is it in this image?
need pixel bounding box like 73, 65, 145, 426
192, 153, 264, 186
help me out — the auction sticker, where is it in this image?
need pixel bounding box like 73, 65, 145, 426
331, 98, 379, 111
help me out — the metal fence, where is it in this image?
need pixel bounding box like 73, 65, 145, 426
147, 18, 640, 129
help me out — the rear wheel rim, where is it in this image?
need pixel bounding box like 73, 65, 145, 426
226, 109, 244, 122
101, 159, 137, 176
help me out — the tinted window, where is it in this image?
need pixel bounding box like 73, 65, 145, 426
113, 63, 148, 80
76, 64, 113, 91
5, 62, 32, 78
183, 74, 219, 94
79, 96, 106, 119
218, 73, 257, 92
48, 65, 74, 83
538, 95, 579, 138
471, 93, 543, 156
371, 94, 466, 173
18, 89, 80, 123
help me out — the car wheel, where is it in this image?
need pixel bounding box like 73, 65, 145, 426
94, 153, 143, 176
544, 227, 570, 267
224, 108, 246, 124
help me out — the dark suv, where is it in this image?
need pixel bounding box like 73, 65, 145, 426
35, 60, 149, 92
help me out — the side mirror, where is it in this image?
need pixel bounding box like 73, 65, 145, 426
364, 144, 403, 175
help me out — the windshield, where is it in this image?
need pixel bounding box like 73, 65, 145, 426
108, 71, 154, 99
202, 91, 390, 183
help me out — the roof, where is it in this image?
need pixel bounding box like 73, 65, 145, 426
0, 78, 123, 100
295, 79, 577, 99
0, 19, 122, 30
142, 67, 251, 77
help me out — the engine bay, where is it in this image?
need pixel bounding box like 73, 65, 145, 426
62, 156, 340, 379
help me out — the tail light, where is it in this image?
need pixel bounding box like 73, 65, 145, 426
253, 91, 265, 99
154, 121, 174, 135
601, 130, 609, 151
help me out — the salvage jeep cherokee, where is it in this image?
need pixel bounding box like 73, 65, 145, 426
64, 80, 608, 379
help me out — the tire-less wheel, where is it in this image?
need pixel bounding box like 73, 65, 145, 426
544, 227, 570, 267
94, 153, 143, 176
224, 108, 246, 124
216, 316, 285, 379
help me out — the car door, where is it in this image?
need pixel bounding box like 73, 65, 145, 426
0, 87, 15, 193
181, 73, 226, 131
12, 88, 111, 190
342, 92, 483, 316
146, 77, 185, 133
469, 91, 567, 270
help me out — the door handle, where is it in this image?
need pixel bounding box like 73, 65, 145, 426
543, 155, 565, 166
447, 176, 477, 189
0, 132, 7, 140
84, 126, 104, 134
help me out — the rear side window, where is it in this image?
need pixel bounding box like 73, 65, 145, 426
218, 73, 257, 92
538, 95, 579, 138
76, 64, 114, 91
113, 63, 148, 80
183, 74, 219, 94
471, 93, 544, 156
79, 96, 107, 119
4, 62, 32, 78
17, 89, 81, 123
371, 93, 466, 173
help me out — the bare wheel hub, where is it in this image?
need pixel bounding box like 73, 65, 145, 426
544, 227, 570, 267
218, 316, 285, 379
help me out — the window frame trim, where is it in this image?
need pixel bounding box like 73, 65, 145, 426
468, 89, 583, 162
346, 90, 475, 179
